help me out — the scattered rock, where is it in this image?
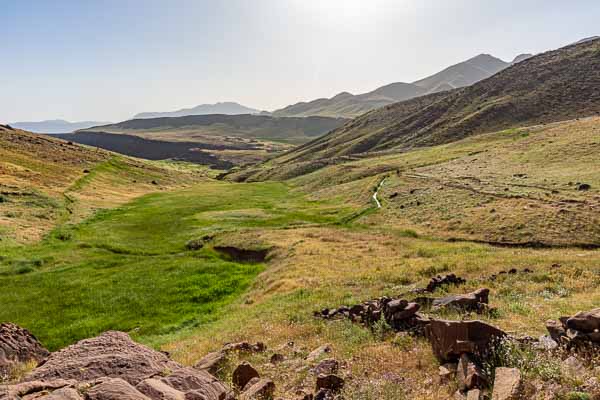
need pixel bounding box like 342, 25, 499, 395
425, 274, 467, 293
306, 345, 331, 362
313, 389, 335, 400
194, 351, 227, 375
546, 308, 600, 347
315, 374, 344, 392
232, 361, 260, 390
312, 359, 339, 376
0, 323, 49, 378
577, 183, 591, 191
457, 354, 487, 391
492, 367, 521, 400
536, 335, 559, 351
269, 353, 285, 365
425, 319, 506, 362
467, 389, 482, 400
240, 378, 275, 400
222, 341, 266, 353
438, 363, 457, 384
432, 288, 490, 313
561, 356, 585, 376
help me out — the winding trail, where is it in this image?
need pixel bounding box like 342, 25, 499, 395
372, 177, 386, 208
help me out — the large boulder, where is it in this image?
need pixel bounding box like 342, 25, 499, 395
566, 309, 600, 333
0, 323, 49, 378
2, 331, 233, 400
425, 319, 506, 362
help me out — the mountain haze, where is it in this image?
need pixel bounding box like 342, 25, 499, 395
134, 101, 260, 119
272, 53, 519, 118
10, 119, 111, 134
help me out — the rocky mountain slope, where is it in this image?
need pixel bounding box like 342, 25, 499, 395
272, 53, 522, 118
134, 101, 260, 119
254, 38, 600, 171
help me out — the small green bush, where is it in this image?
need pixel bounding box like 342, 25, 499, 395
565, 392, 591, 400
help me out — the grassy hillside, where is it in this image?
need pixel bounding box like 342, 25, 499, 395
233, 117, 600, 247
73, 114, 347, 166
0, 180, 356, 350
0, 125, 207, 244
2, 120, 600, 398
257, 38, 600, 171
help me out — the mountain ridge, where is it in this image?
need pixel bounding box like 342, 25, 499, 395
134, 101, 261, 119
272, 53, 519, 118
233, 38, 600, 180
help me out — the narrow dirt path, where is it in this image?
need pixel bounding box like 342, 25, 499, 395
372, 177, 386, 208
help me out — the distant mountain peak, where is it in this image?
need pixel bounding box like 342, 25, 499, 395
134, 102, 261, 119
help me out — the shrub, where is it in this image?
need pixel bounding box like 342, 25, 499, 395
482, 337, 561, 382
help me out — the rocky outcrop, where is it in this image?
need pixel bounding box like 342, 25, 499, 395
425, 319, 506, 362
0, 323, 49, 379
546, 308, 600, 347
1, 331, 232, 400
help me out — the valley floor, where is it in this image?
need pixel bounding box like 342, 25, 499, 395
2, 119, 600, 398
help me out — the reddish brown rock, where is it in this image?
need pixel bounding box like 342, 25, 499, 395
193, 351, 227, 376
0, 323, 49, 377
4, 331, 233, 400
85, 378, 150, 400
240, 378, 275, 400
432, 289, 490, 312
136, 378, 186, 399
315, 374, 344, 392
566, 308, 600, 333
312, 359, 339, 376
425, 319, 506, 362
232, 362, 260, 390
457, 354, 487, 391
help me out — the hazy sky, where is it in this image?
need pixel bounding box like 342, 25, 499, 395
1, 0, 599, 122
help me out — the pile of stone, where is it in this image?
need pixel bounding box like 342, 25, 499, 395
315, 286, 492, 334
489, 268, 533, 281
194, 340, 266, 377
425, 273, 467, 292
546, 308, 600, 348
314, 296, 428, 334
1, 331, 233, 400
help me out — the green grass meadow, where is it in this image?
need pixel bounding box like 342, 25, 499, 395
0, 181, 354, 350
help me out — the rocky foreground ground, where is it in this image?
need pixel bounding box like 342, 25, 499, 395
1, 274, 599, 399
